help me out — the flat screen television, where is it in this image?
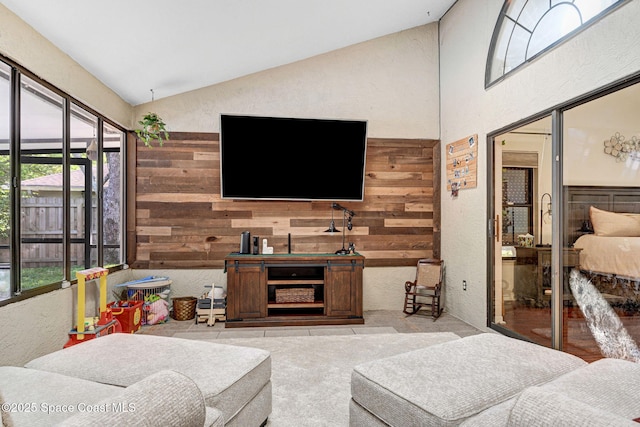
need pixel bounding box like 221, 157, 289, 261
220, 114, 367, 201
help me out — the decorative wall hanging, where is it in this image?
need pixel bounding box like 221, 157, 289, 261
446, 134, 478, 196
604, 132, 639, 162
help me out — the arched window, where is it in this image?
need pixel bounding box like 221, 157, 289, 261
486, 0, 628, 88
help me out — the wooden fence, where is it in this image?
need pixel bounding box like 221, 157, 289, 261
19, 196, 94, 268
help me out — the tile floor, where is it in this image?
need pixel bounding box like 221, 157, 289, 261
139, 310, 484, 340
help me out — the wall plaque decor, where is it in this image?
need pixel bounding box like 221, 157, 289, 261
604, 132, 640, 163
446, 134, 478, 193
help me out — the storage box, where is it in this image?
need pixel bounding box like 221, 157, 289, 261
275, 288, 314, 303
198, 298, 226, 309
107, 301, 143, 333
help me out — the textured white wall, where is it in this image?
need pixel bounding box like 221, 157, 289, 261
0, 4, 132, 128
563, 84, 640, 185
134, 24, 440, 139
0, 290, 72, 366
0, 270, 132, 366
131, 266, 417, 313
439, 0, 640, 329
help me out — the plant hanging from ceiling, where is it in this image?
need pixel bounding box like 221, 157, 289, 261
135, 89, 169, 147
135, 112, 169, 147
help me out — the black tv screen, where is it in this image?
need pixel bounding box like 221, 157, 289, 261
220, 114, 367, 201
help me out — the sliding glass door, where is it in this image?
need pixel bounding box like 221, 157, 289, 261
490, 79, 640, 361
561, 82, 640, 361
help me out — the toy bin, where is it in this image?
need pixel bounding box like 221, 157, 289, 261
107, 301, 144, 333
125, 278, 172, 325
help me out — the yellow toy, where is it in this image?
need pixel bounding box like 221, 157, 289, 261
65, 267, 121, 348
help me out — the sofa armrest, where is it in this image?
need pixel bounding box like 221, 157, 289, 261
58, 370, 209, 427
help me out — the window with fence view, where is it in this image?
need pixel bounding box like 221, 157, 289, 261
0, 59, 125, 302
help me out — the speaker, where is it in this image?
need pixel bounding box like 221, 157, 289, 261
240, 231, 251, 254
252, 236, 259, 255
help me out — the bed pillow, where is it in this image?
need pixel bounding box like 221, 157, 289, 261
589, 206, 640, 237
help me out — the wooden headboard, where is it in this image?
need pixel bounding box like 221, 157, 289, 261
564, 186, 640, 246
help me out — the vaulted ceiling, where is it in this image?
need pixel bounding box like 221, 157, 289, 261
1, 0, 456, 105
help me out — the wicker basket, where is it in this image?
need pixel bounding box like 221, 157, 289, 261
275, 288, 314, 303
171, 297, 197, 320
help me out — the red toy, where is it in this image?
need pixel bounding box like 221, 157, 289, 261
108, 301, 143, 333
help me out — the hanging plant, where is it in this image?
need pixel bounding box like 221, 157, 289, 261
135, 112, 169, 147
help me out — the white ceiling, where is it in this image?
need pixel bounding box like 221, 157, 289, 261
1, 0, 456, 106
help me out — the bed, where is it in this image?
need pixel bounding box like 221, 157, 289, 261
566, 187, 640, 302
573, 206, 640, 279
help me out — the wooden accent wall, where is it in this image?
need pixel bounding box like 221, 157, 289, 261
129, 132, 440, 269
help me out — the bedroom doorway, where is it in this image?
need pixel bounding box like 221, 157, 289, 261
491, 117, 554, 348
489, 78, 640, 361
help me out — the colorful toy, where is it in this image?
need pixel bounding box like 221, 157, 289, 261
145, 298, 169, 325
108, 300, 144, 333
65, 267, 121, 348
116, 276, 172, 325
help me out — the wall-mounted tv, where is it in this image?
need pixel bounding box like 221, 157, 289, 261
220, 114, 367, 201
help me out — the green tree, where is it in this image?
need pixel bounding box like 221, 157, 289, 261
0, 155, 11, 240
0, 155, 63, 239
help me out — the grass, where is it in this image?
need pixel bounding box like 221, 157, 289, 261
20, 264, 118, 291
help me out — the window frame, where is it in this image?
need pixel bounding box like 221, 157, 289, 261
501, 166, 534, 245
485, 0, 630, 89
0, 53, 127, 306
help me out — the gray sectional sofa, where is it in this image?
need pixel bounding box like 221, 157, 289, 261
1, 334, 271, 426
350, 333, 640, 426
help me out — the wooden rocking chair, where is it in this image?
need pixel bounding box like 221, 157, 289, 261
403, 258, 444, 321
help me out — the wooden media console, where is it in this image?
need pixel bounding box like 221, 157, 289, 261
224, 253, 365, 327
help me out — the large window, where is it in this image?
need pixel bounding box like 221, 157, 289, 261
20, 76, 65, 291
0, 62, 10, 300
0, 56, 126, 303
486, 0, 627, 87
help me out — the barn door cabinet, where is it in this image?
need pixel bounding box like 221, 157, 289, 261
224, 253, 364, 328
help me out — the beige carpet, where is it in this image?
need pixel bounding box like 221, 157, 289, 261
189, 332, 460, 426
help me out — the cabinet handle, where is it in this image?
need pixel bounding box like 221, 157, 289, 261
495, 215, 500, 242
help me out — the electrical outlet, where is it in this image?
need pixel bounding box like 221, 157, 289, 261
463, 280, 467, 291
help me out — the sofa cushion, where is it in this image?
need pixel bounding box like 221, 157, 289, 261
459, 397, 518, 427
58, 370, 207, 427
351, 333, 587, 426
26, 334, 271, 424
509, 358, 640, 425
508, 387, 638, 426
0, 366, 121, 426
